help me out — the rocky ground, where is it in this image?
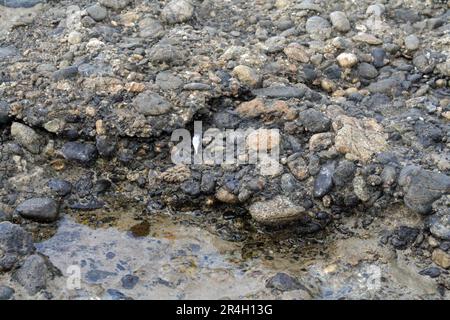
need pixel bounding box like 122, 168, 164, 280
0, 0, 450, 300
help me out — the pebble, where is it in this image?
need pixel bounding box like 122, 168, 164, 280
60, 142, 98, 164
248, 196, 305, 224
404, 34, 420, 51
252, 86, 305, 99
357, 62, 378, 79
121, 274, 139, 289
266, 272, 306, 292
0, 286, 15, 300
305, 16, 330, 34
300, 109, 331, 133
13, 254, 48, 295
0, 222, 34, 271
232, 65, 261, 88
329, 11, 350, 32
432, 249, 450, 269
313, 164, 334, 198
99, 0, 129, 10
133, 91, 172, 116
16, 197, 59, 222
161, 0, 194, 24
10, 122, 43, 154
336, 52, 358, 68
86, 4, 108, 22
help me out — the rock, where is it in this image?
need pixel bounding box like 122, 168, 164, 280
10, 122, 43, 154
333, 160, 355, 187
52, 66, 78, 81
357, 62, 378, 79
429, 196, 450, 240
215, 187, 238, 204
121, 274, 139, 289
371, 48, 386, 68
16, 198, 59, 222
161, 0, 194, 24
200, 173, 215, 193
352, 33, 382, 45
0, 101, 10, 125
266, 272, 306, 291
0, 0, 41, 8
14, 254, 48, 295
252, 86, 305, 99
283, 43, 309, 63
67, 31, 82, 44
248, 196, 305, 224
419, 267, 441, 278
287, 156, 309, 181
333, 115, 388, 163
96, 135, 116, 158
155, 71, 183, 90
404, 34, 419, 51
232, 65, 260, 88
181, 180, 201, 196
353, 175, 370, 202
0, 46, 18, 60
61, 142, 98, 164
133, 91, 172, 116
329, 11, 350, 32
147, 43, 184, 65
336, 53, 358, 69
432, 249, 450, 269
99, 0, 129, 10
390, 226, 419, 250
0, 286, 15, 300
0, 222, 34, 271
139, 18, 165, 39
367, 78, 400, 95
314, 164, 334, 198
48, 179, 72, 196
86, 4, 108, 22
399, 166, 450, 215
104, 288, 133, 300
300, 109, 331, 133
305, 16, 330, 34
309, 132, 333, 152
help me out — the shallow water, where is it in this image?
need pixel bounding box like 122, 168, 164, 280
35, 211, 441, 300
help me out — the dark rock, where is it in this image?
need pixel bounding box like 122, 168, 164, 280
314, 164, 334, 198
399, 166, 450, 214
96, 135, 116, 158
16, 198, 59, 222
0, 222, 34, 271
323, 64, 342, 80
52, 66, 78, 81
0, 101, 11, 125
13, 254, 48, 295
429, 196, 450, 240
371, 48, 386, 68
0, 285, 15, 300
299, 109, 330, 133
390, 226, 419, 250
419, 267, 441, 278
0, 0, 42, 8
121, 274, 139, 289
86, 269, 116, 283
333, 160, 356, 187
181, 179, 201, 196
48, 179, 72, 196
104, 288, 133, 300
252, 86, 305, 99
61, 142, 98, 164
200, 173, 215, 193
147, 44, 184, 65
133, 91, 172, 116
266, 272, 307, 292
358, 62, 378, 79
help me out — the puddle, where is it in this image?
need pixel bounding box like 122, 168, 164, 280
34, 212, 442, 300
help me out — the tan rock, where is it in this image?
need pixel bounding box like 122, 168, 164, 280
283, 43, 309, 63
309, 132, 334, 151
333, 115, 388, 163
432, 249, 450, 269
352, 33, 383, 45
232, 65, 261, 88
215, 187, 238, 204
249, 196, 306, 224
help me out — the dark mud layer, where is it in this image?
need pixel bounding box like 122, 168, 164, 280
0, 0, 450, 299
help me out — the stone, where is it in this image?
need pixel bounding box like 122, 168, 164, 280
252, 86, 305, 99
419, 267, 441, 278
429, 196, 450, 240
300, 109, 331, 133
133, 91, 172, 116
99, 0, 129, 10
147, 43, 184, 65
367, 78, 400, 95
0, 0, 41, 8
336, 52, 358, 68
14, 254, 48, 295
86, 4, 108, 22
215, 187, 238, 204
52, 66, 78, 81
0, 101, 10, 125
283, 43, 309, 63
96, 135, 116, 158
371, 48, 386, 68
16, 198, 59, 222
121, 274, 139, 289
161, 0, 194, 24
404, 34, 419, 51
0, 286, 15, 300
155, 71, 183, 90
266, 272, 306, 291
333, 115, 388, 163
432, 249, 450, 269
287, 156, 309, 181
246, 128, 280, 152
10, 122, 43, 154
313, 164, 334, 198
67, 31, 82, 44
309, 132, 333, 151
61, 142, 98, 164
333, 160, 355, 187
305, 16, 330, 34
352, 33, 382, 45
0, 222, 34, 271
139, 18, 165, 39
48, 179, 72, 196
232, 65, 260, 88
329, 11, 350, 32
357, 62, 378, 79
399, 166, 450, 215
248, 196, 305, 224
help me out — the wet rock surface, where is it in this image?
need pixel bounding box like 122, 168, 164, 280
0, 0, 449, 299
